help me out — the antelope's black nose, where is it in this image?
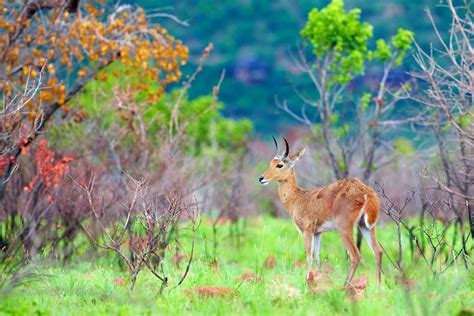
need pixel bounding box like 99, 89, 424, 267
258, 176, 264, 183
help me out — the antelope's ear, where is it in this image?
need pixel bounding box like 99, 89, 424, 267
288, 148, 306, 167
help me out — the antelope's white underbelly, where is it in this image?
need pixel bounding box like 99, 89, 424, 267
316, 220, 337, 233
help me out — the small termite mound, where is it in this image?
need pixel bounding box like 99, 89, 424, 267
306, 270, 333, 293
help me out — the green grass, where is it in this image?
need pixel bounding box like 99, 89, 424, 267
0, 217, 472, 315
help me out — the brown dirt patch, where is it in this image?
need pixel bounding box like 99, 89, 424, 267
263, 255, 276, 269
112, 277, 127, 286
238, 271, 261, 283
345, 277, 368, 301
293, 259, 305, 268
185, 286, 236, 298
403, 279, 417, 289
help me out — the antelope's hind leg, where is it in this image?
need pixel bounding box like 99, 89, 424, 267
361, 226, 383, 287
337, 225, 361, 286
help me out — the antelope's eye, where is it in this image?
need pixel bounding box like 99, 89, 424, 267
276, 163, 284, 169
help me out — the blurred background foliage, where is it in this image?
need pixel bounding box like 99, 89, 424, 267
132, 0, 452, 135
49, 63, 253, 160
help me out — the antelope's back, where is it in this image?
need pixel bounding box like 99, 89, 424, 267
324, 178, 378, 206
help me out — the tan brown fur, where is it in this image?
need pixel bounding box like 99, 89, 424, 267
260, 148, 383, 286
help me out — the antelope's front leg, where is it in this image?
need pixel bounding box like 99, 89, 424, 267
303, 231, 314, 278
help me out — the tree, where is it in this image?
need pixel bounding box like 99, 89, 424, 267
279, 0, 417, 182
0, 1, 188, 199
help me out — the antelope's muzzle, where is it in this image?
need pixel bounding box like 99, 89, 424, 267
258, 176, 268, 185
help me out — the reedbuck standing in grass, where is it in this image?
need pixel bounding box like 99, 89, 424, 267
258, 137, 383, 286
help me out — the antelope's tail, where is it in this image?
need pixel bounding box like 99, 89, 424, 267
362, 192, 380, 230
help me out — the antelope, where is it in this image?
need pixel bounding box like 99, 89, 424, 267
258, 137, 383, 286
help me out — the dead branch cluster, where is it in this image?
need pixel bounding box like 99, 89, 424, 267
411, 0, 473, 239
377, 178, 471, 273
75, 174, 199, 291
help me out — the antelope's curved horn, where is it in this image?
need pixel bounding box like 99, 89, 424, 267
282, 137, 289, 160
272, 136, 279, 157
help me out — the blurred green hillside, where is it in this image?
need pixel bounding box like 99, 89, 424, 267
135, 0, 451, 134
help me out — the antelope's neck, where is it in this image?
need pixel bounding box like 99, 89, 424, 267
277, 170, 303, 215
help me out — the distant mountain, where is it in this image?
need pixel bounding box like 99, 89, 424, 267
133, 0, 452, 134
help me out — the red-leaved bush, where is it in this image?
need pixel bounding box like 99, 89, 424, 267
23, 139, 74, 199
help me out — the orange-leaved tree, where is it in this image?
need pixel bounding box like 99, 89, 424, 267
0, 0, 188, 199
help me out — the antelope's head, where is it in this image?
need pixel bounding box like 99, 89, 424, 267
258, 136, 306, 185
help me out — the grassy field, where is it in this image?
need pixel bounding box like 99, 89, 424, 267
0, 217, 472, 315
